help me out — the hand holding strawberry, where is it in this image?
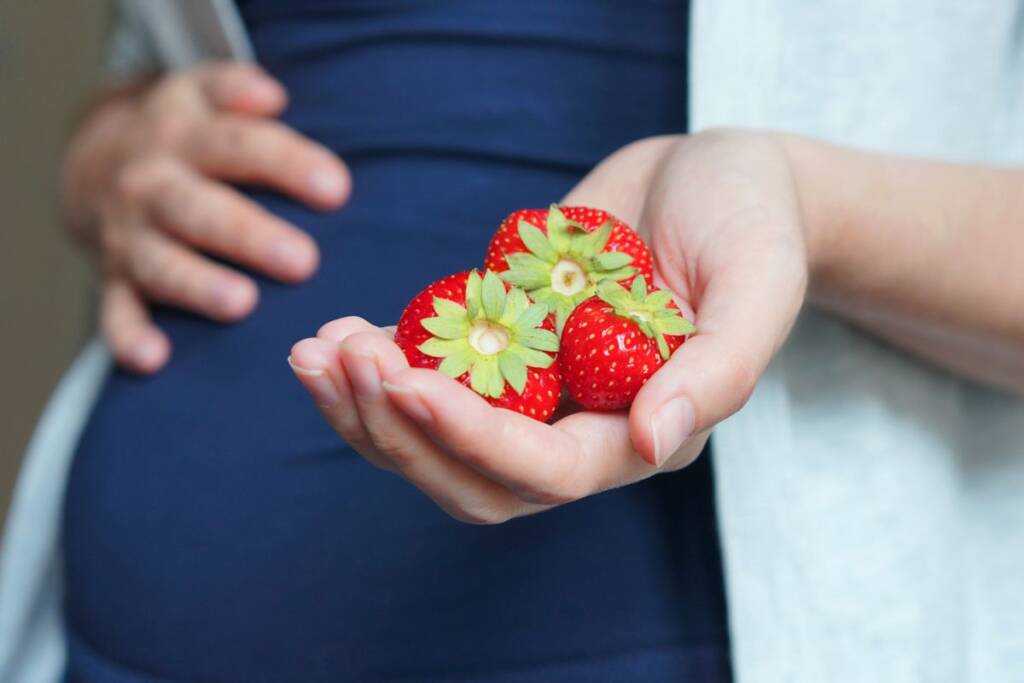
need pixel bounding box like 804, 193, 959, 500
285, 202, 697, 524
290, 131, 810, 524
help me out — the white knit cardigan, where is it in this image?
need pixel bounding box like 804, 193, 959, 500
2, 2, 1022, 681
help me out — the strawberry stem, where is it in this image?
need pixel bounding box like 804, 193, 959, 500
499, 204, 638, 333
595, 276, 696, 360
418, 270, 559, 397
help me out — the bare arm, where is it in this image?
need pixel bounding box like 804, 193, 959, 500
784, 136, 1024, 393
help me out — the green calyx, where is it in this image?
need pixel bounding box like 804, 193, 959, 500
499, 204, 637, 333
596, 276, 696, 360
417, 270, 560, 399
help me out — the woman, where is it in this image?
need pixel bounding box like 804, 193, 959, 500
3, 1, 1024, 681
56, 1, 733, 681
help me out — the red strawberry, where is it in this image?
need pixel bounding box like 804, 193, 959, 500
560, 277, 695, 411
483, 205, 654, 333
395, 270, 563, 421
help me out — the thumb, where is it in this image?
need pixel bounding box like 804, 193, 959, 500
628, 254, 806, 466
629, 332, 757, 467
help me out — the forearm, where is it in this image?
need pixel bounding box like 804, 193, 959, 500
783, 135, 1024, 392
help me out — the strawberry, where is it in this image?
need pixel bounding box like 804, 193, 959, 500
483, 205, 654, 333
395, 270, 563, 421
560, 277, 695, 411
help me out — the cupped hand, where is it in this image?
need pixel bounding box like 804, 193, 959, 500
62, 62, 351, 373
289, 130, 809, 523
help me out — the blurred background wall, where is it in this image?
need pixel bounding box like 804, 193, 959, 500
0, 1, 112, 525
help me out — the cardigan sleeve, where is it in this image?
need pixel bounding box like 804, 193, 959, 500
104, 0, 161, 79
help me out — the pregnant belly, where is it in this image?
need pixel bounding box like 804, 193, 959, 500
63, 156, 729, 682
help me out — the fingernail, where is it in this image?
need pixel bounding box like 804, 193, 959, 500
133, 335, 165, 370
309, 168, 345, 203
246, 79, 282, 106
650, 397, 695, 467
382, 381, 433, 424
287, 355, 339, 407
346, 352, 382, 398
268, 239, 312, 277
210, 281, 255, 318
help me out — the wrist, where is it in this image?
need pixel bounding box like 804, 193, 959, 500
60, 95, 141, 245
774, 133, 851, 294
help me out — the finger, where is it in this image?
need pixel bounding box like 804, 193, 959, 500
126, 225, 259, 322
123, 158, 318, 282
312, 316, 396, 457
291, 316, 395, 456
661, 430, 712, 471
629, 249, 807, 466
338, 332, 534, 524
101, 278, 171, 374
182, 115, 350, 209
192, 62, 288, 116
381, 367, 661, 506
289, 333, 396, 473
317, 317, 395, 344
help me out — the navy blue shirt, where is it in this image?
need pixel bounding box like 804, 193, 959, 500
64, 2, 731, 681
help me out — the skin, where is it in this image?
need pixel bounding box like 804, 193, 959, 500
61, 62, 350, 373
290, 130, 1024, 524
784, 134, 1024, 393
